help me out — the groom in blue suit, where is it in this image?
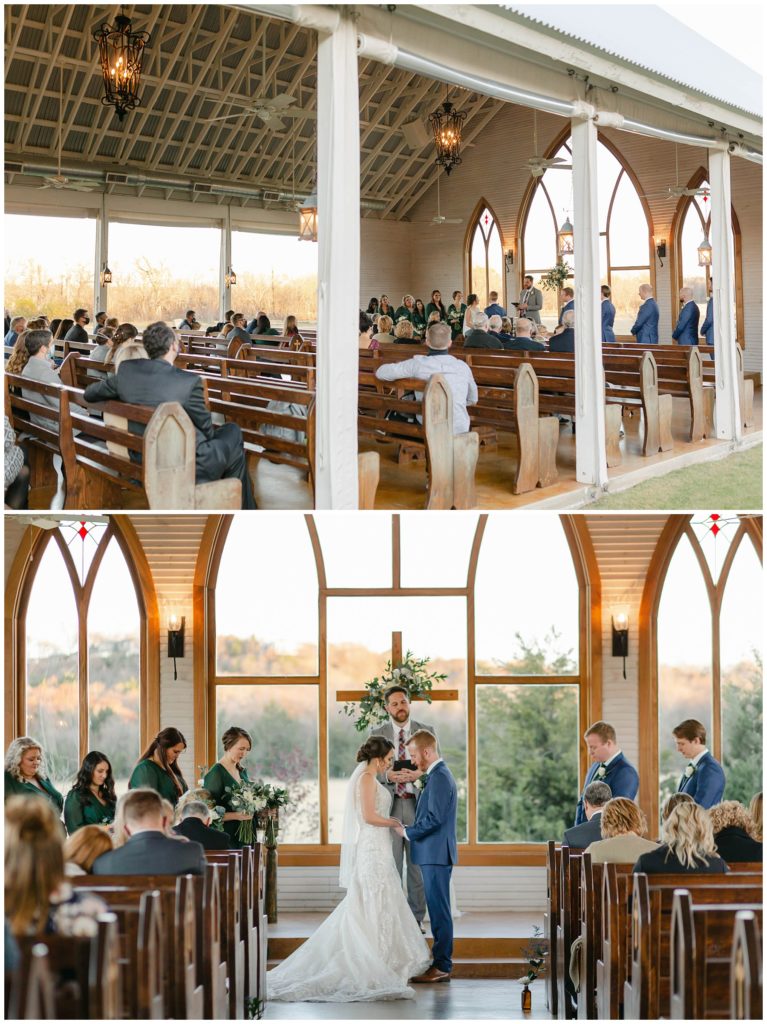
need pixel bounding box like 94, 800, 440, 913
673, 718, 725, 808
575, 721, 639, 826
396, 729, 457, 983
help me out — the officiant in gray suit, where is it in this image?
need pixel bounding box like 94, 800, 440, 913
370, 685, 436, 930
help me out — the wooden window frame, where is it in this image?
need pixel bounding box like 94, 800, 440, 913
200, 513, 600, 867
465, 198, 507, 310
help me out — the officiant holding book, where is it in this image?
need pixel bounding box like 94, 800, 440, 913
370, 685, 436, 930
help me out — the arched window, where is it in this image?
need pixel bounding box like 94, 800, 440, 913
674, 172, 743, 343
467, 202, 505, 307
520, 134, 652, 335
22, 521, 143, 795
210, 513, 590, 859
655, 514, 762, 813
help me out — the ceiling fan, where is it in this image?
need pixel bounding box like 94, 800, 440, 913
641, 145, 710, 199
39, 72, 97, 192
200, 33, 315, 131
413, 173, 463, 225
525, 110, 571, 178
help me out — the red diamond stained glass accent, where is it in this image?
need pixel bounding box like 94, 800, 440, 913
711, 523, 720, 536
78, 522, 88, 539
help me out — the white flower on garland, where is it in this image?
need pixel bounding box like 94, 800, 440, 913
684, 764, 696, 778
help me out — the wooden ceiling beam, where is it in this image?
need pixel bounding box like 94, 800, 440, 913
19, 6, 78, 151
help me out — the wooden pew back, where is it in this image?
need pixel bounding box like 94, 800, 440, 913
731, 910, 763, 1019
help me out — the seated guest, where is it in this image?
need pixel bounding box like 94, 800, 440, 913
412, 299, 428, 338
558, 287, 574, 325
359, 312, 374, 350
226, 312, 252, 348
49, 318, 62, 339
504, 317, 545, 352
4, 315, 26, 348
426, 290, 447, 322
5, 797, 107, 936
395, 294, 416, 324
660, 791, 694, 828
179, 309, 201, 331
672, 286, 700, 345
4, 416, 29, 509
114, 339, 148, 369
501, 316, 514, 335
464, 311, 502, 349
586, 797, 658, 864
366, 297, 379, 317
463, 293, 481, 333
63, 825, 114, 876
518, 275, 543, 324
64, 751, 117, 834
283, 314, 300, 339
106, 322, 139, 367
174, 800, 234, 850
562, 781, 611, 848
550, 309, 575, 353
63, 308, 90, 344
484, 290, 506, 318
371, 314, 395, 345
6, 331, 31, 374
394, 319, 415, 343
255, 313, 279, 338
129, 726, 189, 807
634, 801, 728, 875
21, 330, 61, 429
750, 792, 762, 841
486, 314, 509, 342
95, 311, 108, 331
83, 321, 256, 508
709, 800, 762, 863
673, 718, 725, 808
374, 321, 478, 435
601, 285, 616, 343
54, 317, 73, 341
4, 736, 63, 813
90, 328, 114, 365
630, 284, 659, 344
92, 788, 206, 876
447, 291, 466, 338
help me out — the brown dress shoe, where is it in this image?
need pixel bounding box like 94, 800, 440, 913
410, 966, 451, 983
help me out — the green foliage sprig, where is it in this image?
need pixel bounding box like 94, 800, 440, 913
540, 262, 571, 292
342, 651, 448, 733
520, 925, 548, 985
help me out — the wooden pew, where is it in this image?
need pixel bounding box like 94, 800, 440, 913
576, 856, 632, 1020
4, 372, 65, 504
670, 889, 762, 1019
545, 841, 560, 1017
623, 871, 763, 1019
595, 862, 636, 1020
358, 372, 479, 509
205, 851, 246, 1019
731, 910, 763, 1019
556, 849, 583, 1018
6, 942, 56, 1020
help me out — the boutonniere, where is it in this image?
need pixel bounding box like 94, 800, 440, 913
595, 765, 607, 780
415, 776, 428, 791
684, 764, 696, 778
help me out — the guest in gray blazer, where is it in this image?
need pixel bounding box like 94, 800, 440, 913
20, 330, 61, 429
92, 788, 206, 876
369, 685, 437, 928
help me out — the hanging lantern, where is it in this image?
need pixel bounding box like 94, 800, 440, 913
298, 192, 318, 242
93, 9, 151, 122
225, 266, 237, 287
99, 262, 113, 286
697, 234, 713, 267
428, 97, 466, 176
557, 216, 574, 257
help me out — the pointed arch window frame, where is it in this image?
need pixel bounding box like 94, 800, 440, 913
5, 519, 159, 762
638, 514, 763, 828
465, 198, 507, 309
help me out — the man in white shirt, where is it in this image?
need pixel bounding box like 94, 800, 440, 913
370, 686, 436, 929
374, 321, 478, 434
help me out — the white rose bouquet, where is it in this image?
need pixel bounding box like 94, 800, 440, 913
226, 780, 269, 845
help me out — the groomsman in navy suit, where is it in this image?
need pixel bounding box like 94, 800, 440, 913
574, 721, 639, 826
700, 285, 714, 346
672, 286, 701, 345
630, 283, 659, 344
601, 285, 616, 344
397, 729, 458, 984
673, 718, 725, 808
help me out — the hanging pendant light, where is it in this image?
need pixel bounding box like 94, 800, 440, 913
429, 87, 466, 176
697, 234, 713, 266
298, 191, 318, 243
557, 216, 574, 257
93, 8, 151, 122
99, 262, 113, 286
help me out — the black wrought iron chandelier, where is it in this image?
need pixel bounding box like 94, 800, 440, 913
93, 8, 151, 122
428, 89, 467, 176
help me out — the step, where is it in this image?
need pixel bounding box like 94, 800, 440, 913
268, 934, 528, 960
268, 956, 546, 980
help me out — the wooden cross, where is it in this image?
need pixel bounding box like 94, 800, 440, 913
336, 631, 459, 703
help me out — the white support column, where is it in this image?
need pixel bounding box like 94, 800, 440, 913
571, 114, 608, 488
708, 147, 741, 440
315, 14, 360, 508
220, 205, 233, 320
94, 194, 109, 315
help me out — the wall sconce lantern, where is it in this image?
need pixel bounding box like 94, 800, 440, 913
557, 216, 574, 257
224, 265, 237, 287
655, 238, 667, 267
504, 248, 514, 272
697, 234, 713, 267
168, 614, 185, 681
298, 192, 318, 242
99, 262, 113, 286
611, 612, 629, 680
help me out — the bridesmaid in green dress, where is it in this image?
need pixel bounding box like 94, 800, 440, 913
425, 289, 447, 322
128, 727, 188, 807
64, 751, 116, 834
447, 290, 467, 339
4, 736, 63, 813
204, 726, 255, 848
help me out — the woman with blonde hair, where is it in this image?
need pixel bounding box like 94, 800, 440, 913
634, 801, 728, 874
4, 736, 63, 813
393, 319, 415, 343
6, 330, 31, 374
371, 314, 395, 345
5, 797, 106, 936
585, 798, 658, 864
63, 825, 113, 875
749, 792, 762, 840
394, 294, 416, 325
709, 800, 762, 863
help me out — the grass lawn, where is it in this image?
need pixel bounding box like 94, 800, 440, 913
587, 445, 763, 509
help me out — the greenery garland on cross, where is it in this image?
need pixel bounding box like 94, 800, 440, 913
341, 648, 449, 733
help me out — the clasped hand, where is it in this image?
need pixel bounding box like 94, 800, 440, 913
388, 818, 406, 838
387, 768, 420, 783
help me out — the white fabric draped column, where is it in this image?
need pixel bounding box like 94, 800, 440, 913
94, 194, 109, 315
315, 15, 360, 508
220, 205, 233, 320
571, 115, 608, 487
708, 147, 741, 440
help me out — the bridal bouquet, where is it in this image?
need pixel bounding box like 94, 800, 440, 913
225, 780, 270, 845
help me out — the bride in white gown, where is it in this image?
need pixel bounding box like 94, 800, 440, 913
267, 736, 431, 1002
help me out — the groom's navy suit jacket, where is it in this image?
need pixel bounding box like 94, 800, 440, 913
407, 761, 458, 865
677, 751, 725, 808
575, 752, 639, 825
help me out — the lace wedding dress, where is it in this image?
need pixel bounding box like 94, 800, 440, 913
267, 769, 431, 1002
